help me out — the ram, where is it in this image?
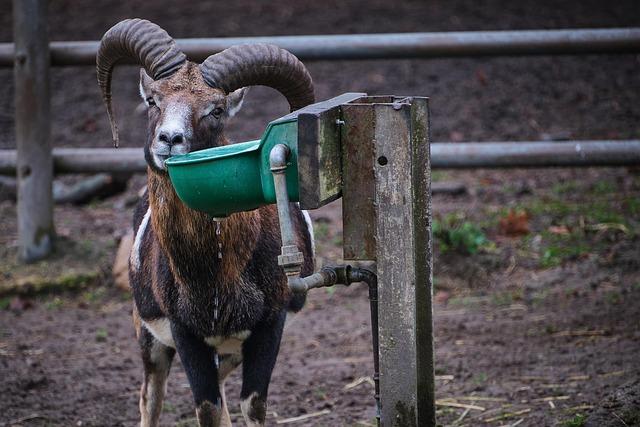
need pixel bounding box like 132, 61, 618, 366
97, 19, 315, 427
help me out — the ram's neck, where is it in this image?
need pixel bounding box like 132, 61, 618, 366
147, 169, 262, 287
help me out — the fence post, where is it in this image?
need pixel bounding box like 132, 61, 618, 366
13, 0, 54, 262
372, 98, 435, 426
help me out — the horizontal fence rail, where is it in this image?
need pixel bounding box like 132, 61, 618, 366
1, 141, 639, 175
1, 28, 639, 67
430, 140, 640, 168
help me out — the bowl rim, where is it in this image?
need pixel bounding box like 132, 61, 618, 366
165, 139, 262, 166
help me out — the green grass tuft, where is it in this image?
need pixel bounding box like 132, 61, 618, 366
433, 214, 489, 255
561, 413, 586, 427
95, 328, 108, 342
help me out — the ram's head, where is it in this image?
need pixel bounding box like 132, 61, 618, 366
97, 19, 314, 171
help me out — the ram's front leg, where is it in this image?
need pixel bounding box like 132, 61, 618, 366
240, 311, 286, 427
138, 327, 175, 427
171, 321, 224, 427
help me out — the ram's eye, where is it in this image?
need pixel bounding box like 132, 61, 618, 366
211, 107, 224, 118
146, 97, 156, 106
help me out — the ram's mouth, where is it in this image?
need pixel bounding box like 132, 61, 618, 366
151, 151, 172, 170
153, 146, 177, 162
154, 145, 189, 169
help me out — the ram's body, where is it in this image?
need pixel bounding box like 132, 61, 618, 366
130, 173, 313, 427
130, 188, 312, 344
97, 19, 316, 427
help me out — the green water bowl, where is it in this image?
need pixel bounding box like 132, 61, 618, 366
166, 93, 366, 217
165, 116, 300, 217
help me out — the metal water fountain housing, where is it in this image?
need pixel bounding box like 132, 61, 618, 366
165, 92, 364, 218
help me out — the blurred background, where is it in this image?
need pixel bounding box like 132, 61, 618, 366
0, 1, 639, 426
1, 0, 639, 148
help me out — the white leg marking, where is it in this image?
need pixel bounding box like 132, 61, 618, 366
218, 354, 242, 381
241, 392, 264, 427
130, 208, 151, 272
219, 381, 232, 427
301, 209, 315, 259
140, 340, 171, 427
142, 318, 175, 349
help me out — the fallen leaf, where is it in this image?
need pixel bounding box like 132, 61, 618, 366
499, 209, 530, 236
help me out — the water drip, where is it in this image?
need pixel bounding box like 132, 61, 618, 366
215, 221, 222, 260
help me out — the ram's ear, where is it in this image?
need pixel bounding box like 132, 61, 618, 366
139, 69, 154, 104
226, 87, 248, 118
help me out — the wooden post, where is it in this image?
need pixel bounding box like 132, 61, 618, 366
373, 98, 435, 426
341, 96, 435, 425
342, 96, 435, 425
13, 0, 54, 262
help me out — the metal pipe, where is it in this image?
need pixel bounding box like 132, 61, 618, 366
269, 147, 380, 395
287, 266, 338, 293
270, 144, 305, 275
288, 265, 381, 425
0, 28, 638, 67
430, 140, 640, 168
0, 148, 144, 175
1, 140, 639, 175
270, 146, 381, 418
347, 267, 381, 426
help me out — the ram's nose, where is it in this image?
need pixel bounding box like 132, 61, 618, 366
158, 131, 184, 146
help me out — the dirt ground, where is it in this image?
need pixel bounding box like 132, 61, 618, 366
1, 0, 640, 426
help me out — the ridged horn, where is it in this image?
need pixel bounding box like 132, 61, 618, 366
199, 43, 314, 112
96, 18, 186, 147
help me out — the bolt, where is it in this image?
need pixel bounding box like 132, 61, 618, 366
15, 52, 27, 66
335, 119, 345, 126
19, 164, 31, 178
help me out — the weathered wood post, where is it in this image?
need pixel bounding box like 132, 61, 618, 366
342, 96, 435, 426
13, 0, 54, 262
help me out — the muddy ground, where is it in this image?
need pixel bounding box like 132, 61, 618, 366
1, 0, 640, 426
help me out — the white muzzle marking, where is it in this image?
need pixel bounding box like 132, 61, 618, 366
152, 103, 193, 169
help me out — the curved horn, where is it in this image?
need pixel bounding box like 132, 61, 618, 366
199, 44, 314, 112
96, 19, 186, 147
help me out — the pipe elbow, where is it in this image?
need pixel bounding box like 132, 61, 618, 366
288, 276, 309, 294
269, 144, 290, 172
288, 269, 338, 294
